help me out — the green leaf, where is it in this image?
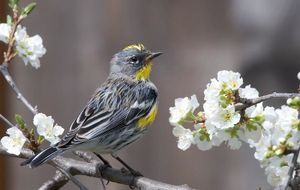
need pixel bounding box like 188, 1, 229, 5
252, 115, 265, 124
287, 133, 292, 139
265, 150, 274, 159
287, 97, 300, 109
30, 128, 35, 136
197, 111, 204, 118
186, 111, 195, 120
246, 122, 257, 132
21, 2, 36, 17
199, 130, 210, 141
280, 160, 288, 167
15, 114, 26, 129
37, 136, 44, 145
177, 120, 186, 125
292, 120, 300, 130
219, 95, 229, 108
8, 0, 19, 8
226, 127, 239, 138
6, 15, 12, 25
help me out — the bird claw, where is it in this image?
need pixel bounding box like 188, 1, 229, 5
120, 167, 142, 189
129, 183, 135, 189
129, 170, 143, 189
130, 170, 143, 177
120, 167, 143, 177
97, 163, 112, 188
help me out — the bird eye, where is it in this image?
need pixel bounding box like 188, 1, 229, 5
129, 56, 139, 64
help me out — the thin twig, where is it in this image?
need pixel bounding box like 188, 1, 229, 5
286, 146, 300, 190
2, 5, 26, 64
0, 114, 14, 128
235, 92, 300, 110
0, 63, 37, 115
3, 14, 23, 63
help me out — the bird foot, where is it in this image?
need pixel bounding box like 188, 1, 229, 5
97, 163, 112, 188
120, 167, 143, 189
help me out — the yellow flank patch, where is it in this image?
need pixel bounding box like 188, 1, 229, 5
135, 62, 153, 80
123, 44, 145, 51
138, 104, 158, 129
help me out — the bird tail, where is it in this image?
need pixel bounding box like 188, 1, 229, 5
21, 147, 62, 168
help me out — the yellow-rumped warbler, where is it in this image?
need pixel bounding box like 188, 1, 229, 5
22, 44, 162, 170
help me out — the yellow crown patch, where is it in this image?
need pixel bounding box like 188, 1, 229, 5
123, 44, 145, 51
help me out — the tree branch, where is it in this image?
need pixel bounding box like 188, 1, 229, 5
286, 146, 300, 190
0, 144, 194, 190
3, 10, 23, 63
0, 63, 37, 115
0, 114, 14, 128
38, 171, 69, 190
235, 92, 300, 110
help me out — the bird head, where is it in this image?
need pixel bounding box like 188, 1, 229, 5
110, 44, 162, 80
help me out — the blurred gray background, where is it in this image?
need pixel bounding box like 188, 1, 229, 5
1, 0, 300, 189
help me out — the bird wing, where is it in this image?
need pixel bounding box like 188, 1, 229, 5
56, 77, 157, 149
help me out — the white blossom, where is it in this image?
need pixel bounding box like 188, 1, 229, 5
203, 100, 219, 117
33, 113, 64, 145
266, 121, 288, 146
227, 138, 242, 150
0, 127, 27, 155
287, 132, 300, 148
14, 25, 27, 42
265, 155, 292, 187
250, 105, 300, 187
194, 137, 212, 151
193, 124, 213, 150
169, 69, 300, 188
239, 85, 259, 99
276, 106, 299, 131
245, 103, 264, 118
217, 70, 243, 90
252, 133, 271, 161
0, 23, 11, 43
297, 72, 300, 80
210, 130, 228, 146
239, 126, 262, 145
209, 105, 240, 129
15, 25, 46, 69
172, 125, 194, 151
169, 95, 199, 125
241, 106, 263, 143
275, 106, 300, 147
204, 78, 222, 101
263, 106, 278, 125
251, 105, 299, 161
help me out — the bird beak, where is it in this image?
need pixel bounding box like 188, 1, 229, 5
146, 52, 163, 61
